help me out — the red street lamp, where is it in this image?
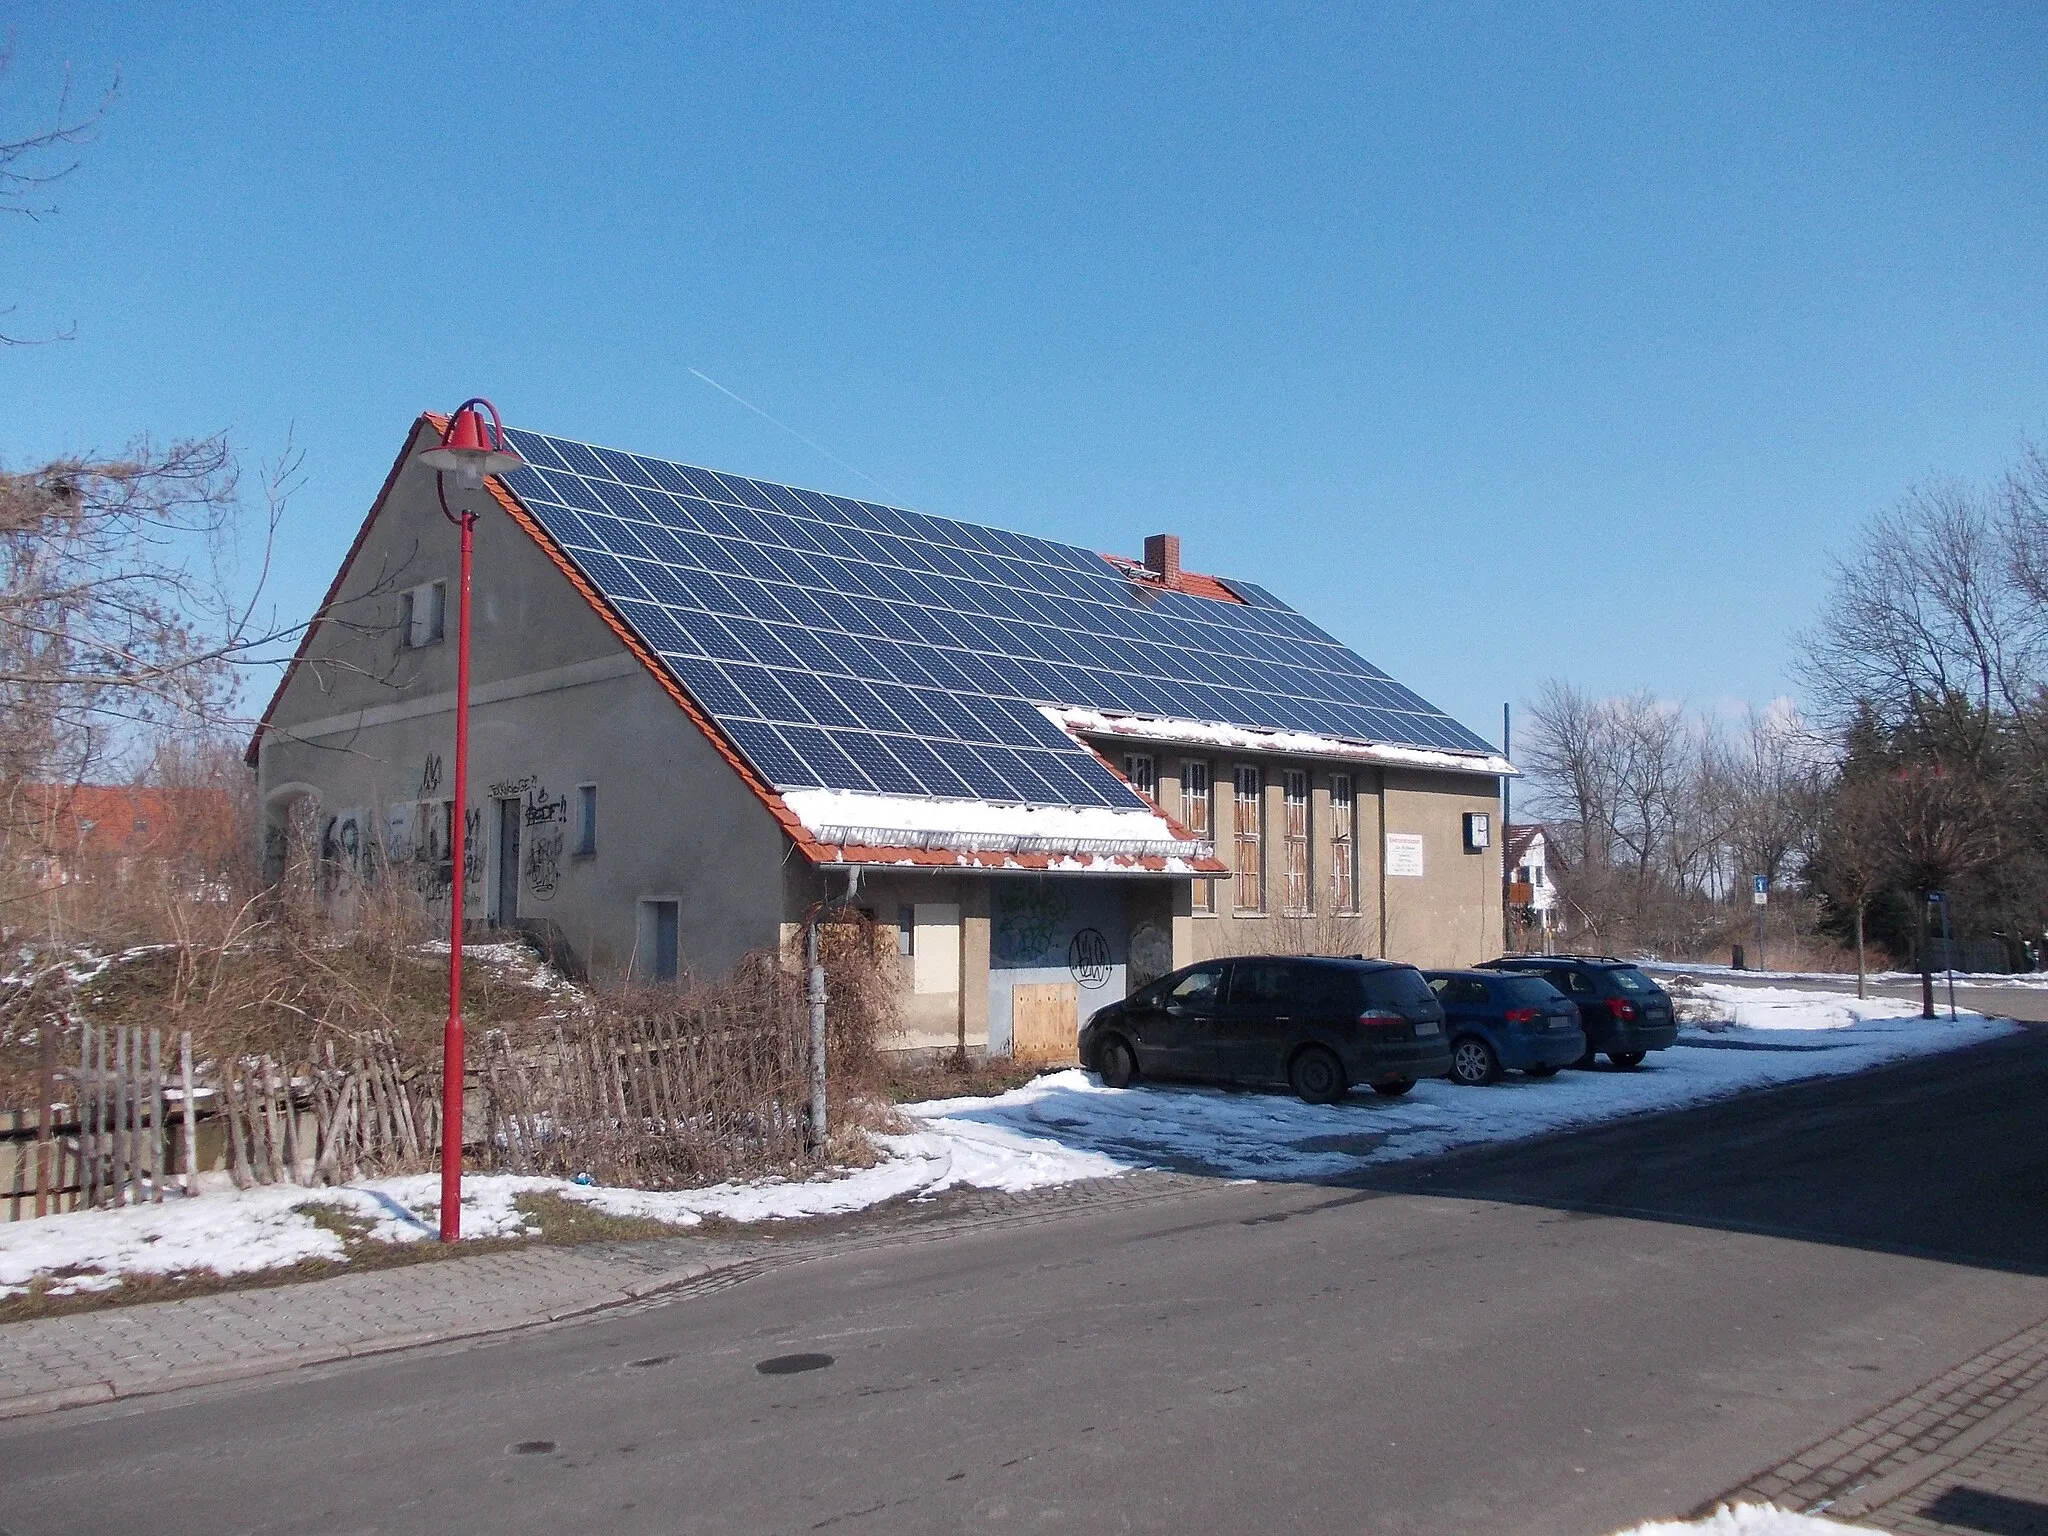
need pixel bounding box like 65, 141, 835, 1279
417, 398, 523, 1241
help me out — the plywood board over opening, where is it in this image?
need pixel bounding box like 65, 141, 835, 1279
1010, 981, 1080, 1065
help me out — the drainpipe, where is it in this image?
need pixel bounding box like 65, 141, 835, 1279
805, 867, 862, 1149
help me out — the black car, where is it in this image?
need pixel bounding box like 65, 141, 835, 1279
1478, 955, 1679, 1067
1079, 955, 1453, 1104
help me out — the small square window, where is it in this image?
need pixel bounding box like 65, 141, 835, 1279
575, 784, 597, 856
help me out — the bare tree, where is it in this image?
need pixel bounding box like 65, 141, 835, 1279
1, 43, 117, 342
1808, 771, 1891, 997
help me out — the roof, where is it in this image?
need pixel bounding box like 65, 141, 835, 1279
17, 785, 234, 861
254, 416, 1509, 873
490, 426, 1504, 809
1506, 822, 1546, 863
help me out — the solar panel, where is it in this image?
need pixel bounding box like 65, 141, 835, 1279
499, 427, 1496, 807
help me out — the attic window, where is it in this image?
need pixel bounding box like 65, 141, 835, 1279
402, 581, 446, 648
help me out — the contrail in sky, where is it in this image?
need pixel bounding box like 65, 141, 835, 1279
688, 368, 900, 501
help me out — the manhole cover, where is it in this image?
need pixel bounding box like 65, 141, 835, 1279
508, 1440, 557, 1456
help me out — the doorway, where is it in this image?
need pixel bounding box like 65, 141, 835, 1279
495, 797, 521, 924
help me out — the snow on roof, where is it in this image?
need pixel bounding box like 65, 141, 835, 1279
1044, 707, 1517, 777
779, 787, 1213, 860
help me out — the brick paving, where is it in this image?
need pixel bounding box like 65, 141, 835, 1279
1714, 1310, 2048, 1534
0, 1170, 1201, 1419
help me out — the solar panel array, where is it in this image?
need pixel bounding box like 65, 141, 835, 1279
496, 428, 1496, 809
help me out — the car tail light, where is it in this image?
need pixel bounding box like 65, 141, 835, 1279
1357, 1008, 1405, 1028
1503, 1006, 1539, 1024
1607, 997, 1638, 1023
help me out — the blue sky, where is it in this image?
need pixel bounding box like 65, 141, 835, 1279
4, 4, 2045, 747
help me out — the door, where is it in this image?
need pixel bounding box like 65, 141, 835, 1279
494, 797, 521, 924
1146, 962, 1230, 1077
1011, 982, 1080, 1064
1220, 958, 1301, 1080
653, 901, 680, 983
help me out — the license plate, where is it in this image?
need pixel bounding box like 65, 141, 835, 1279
1414, 1020, 1440, 1036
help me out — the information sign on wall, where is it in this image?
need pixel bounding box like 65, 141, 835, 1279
1386, 833, 1426, 878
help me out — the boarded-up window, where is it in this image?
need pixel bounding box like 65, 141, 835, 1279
1283, 770, 1311, 914
1331, 773, 1357, 914
1233, 765, 1263, 912
1123, 753, 1155, 803
1183, 760, 1214, 914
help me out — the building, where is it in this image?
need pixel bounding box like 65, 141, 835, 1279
1506, 822, 1558, 948
250, 414, 1515, 1056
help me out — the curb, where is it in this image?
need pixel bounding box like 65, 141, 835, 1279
0, 1256, 750, 1423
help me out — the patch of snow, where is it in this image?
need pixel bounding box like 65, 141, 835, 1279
780, 786, 1206, 859
0, 1115, 1123, 1297
898, 987, 2017, 1182
1606, 1504, 1879, 1534
1660, 961, 2048, 990
1045, 705, 1516, 777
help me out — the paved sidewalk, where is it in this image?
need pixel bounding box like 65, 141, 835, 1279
0, 1171, 1200, 1420
1715, 1308, 2048, 1534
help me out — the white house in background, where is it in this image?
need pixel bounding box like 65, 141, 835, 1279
1506, 823, 1557, 946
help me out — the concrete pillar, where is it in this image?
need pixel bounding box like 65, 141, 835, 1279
960, 880, 991, 1056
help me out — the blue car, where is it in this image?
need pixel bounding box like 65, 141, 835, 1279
1422, 969, 1587, 1086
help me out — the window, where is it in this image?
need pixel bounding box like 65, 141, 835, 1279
1330, 774, 1357, 913
401, 581, 446, 647
1169, 965, 1225, 1005
1182, 761, 1214, 914
897, 904, 915, 957
1123, 753, 1155, 803
575, 784, 598, 856
1227, 960, 1296, 1007
1233, 765, 1263, 912
1283, 770, 1311, 914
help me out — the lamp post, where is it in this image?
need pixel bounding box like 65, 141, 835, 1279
417, 399, 523, 1241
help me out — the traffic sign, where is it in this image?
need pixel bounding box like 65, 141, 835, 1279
1753, 874, 1769, 906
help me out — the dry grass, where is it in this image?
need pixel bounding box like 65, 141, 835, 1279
875, 1055, 1051, 1105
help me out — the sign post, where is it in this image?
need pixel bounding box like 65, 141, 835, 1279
1752, 874, 1769, 972
1929, 891, 1957, 1021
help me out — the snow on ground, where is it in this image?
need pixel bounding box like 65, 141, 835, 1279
0, 983, 2013, 1297
1658, 961, 2048, 990
1606, 1505, 1877, 1535
0, 1113, 1121, 1299
901, 982, 2017, 1183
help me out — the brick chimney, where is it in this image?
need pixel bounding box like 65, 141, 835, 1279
1142, 533, 1181, 585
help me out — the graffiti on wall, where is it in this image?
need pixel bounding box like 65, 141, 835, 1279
1067, 928, 1112, 988
513, 778, 568, 902
1127, 922, 1172, 990
992, 883, 1071, 967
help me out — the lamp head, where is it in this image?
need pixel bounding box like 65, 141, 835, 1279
420, 401, 523, 490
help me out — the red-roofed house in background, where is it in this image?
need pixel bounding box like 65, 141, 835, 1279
16, 784, 237, 891
250, 415, 1514, 1060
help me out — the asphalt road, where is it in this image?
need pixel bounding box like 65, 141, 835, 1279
7, 1030, 2048, 1536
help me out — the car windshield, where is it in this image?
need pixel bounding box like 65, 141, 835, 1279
1501, 976, 1564, 1005
1608, 967, 1658, 994
1361, 967, 1435, 1008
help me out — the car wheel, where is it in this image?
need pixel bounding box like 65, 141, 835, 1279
1097, 1035, 1139, 1089
1289, 1045, 1347, 1105
1608, 1050, 1646, 1069
1526, 1063, 1561, 1079
1448, 1036, 1501, 1087
1370, 1078, 1415, 1097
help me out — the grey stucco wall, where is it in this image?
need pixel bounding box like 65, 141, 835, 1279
255, 421, 793, 983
